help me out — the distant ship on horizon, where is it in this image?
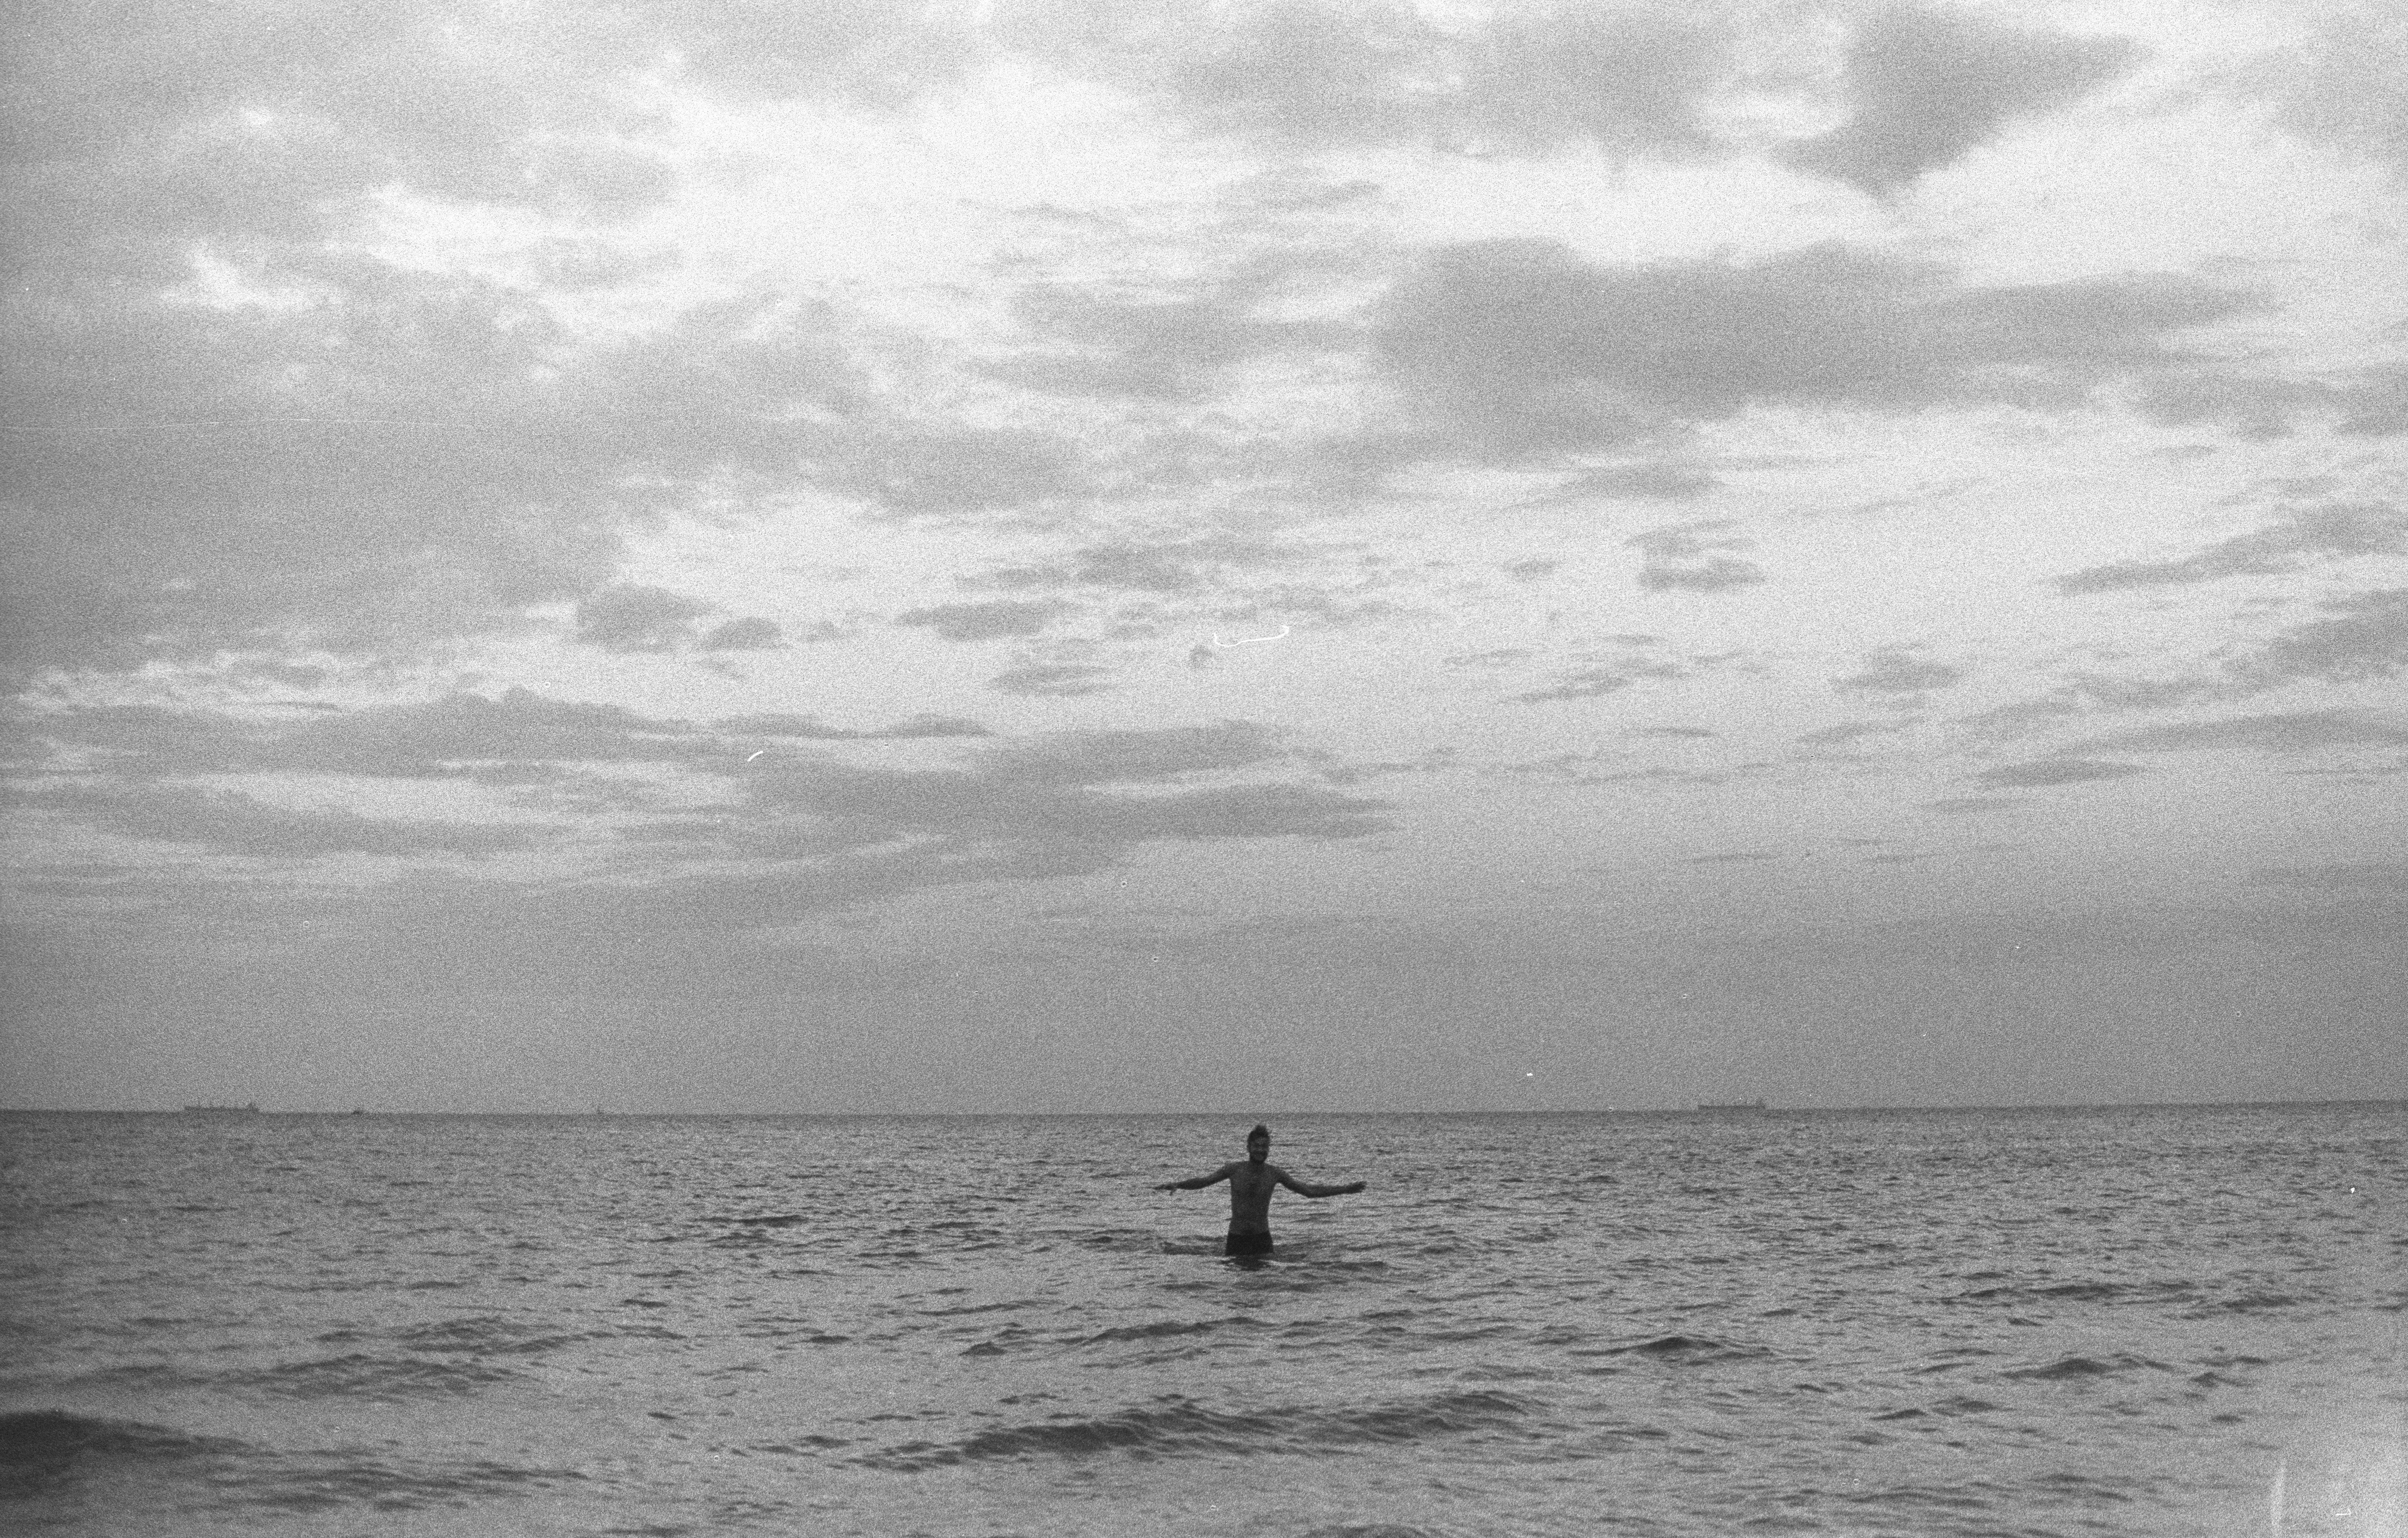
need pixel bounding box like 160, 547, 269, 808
180, 1103, 262, 1115
1696, 1099, 1769, 1112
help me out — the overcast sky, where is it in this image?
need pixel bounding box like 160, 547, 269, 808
4, 0, 2404, 1112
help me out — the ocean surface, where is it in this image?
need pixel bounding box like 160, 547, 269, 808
2, 1104, 2402, 1537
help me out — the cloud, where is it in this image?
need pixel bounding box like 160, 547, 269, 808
1374, 239, 2251, 460
713, 722, 1393, 881
715, 713, 993, 741
1515, 670, 1636, 703
1551, 463, 1721, 502
1782, 6, 2143, 194
1835, 645, 1967, 696
2071, 709, 2408, 756
9, 688, 704, 780
1003, 0, 1435, 148
698, 618, 786, 652
2, 272, 861, 679
990, 662, 1119, 696
574, 584, 718, 652
2055, 503, 2408, 593
1921, 795, 2020, 815
650, 0, 989, 108
982, 536, 1293, 595
1976, 757, 2146, 788
894, 599, 1071, 642
980, 722, 1285, 784
13, 782, 542, 860
1463, 6, 1739, 157
10, 709, 1391, 934
2130, 366, 2408, 439
1626, 521, 1765, 592
2247, 860, 2408, 892
1446, 648, 1533, 669
2256, 6, 2408, 181
1639, 556, 1765, 593
0, 0, 1022, 686
1797, 718, 1912, 747
992, 277, 1314, 401
1515, 659, 1688, 703
841, 427, 1088, 518
2227, 588, 2408, 688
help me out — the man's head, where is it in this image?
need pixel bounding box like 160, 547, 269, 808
1246, 1124, 1270, 1162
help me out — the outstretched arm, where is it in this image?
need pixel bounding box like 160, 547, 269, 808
1157, 1163, 1234, 1192
1279, 1172, 1367, 1198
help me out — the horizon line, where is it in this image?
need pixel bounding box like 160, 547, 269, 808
4, 1097, 2403, 1118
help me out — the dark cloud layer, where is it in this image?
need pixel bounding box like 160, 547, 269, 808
576, 585, 719, 653
8, 702, 1387, 923
715, 713, 993, 741
2229, 588, 2408, 688
996, 0, 2132, 178
2260, 7, 2408, 181
2073, 709, 2408, 757
2056, 503, 2407, 593
989, 662, 1119, 696
1375, 239, 2250, 459
894, 599, 1070, 642
1977, 757, 2146, 788
12, 782, 540, 861
995, 276, 1318, 401
1782, 6, 2142, 194
2247, 859, 2408, 892
1464, 6, 1737, 157
9, 689, 700, 781
0, 1, 1075, 684
1628, 521, 1766, 592
1835, 645, 1967, 696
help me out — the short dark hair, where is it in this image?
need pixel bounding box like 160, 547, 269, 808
1247, 1124, 1270, 1140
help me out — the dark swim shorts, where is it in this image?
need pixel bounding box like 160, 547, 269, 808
1224, 1229, 1273, 1257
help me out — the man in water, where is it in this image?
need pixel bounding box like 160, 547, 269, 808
1157, 1124, 1366, 1257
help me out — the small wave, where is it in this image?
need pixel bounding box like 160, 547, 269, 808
1579, 1334, 1771, 1365
2199, 1291, 2301, 1313
1843, 1482, 2005, 1513
234, 1453, 583, 1513
2004, 1353, 2173, 1381
1935, 1396, 2000, 1415
0, 1425, 247, 1482
1076, 1317, 1268, 1347
1958, 1278, 2198, 1307
859, 1389, 1535, 1470
0, 1409, 248, 1492
2032, 1471, 2143, 1502
749, 1435, 848, 1453
240, 1351, 525, 1399
918, 1298, 1042, 1319
392, 1316, 518, 1350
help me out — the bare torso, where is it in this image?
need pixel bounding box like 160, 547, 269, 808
1224, 1159, 1285, 1234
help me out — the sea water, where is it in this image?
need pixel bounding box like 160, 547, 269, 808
2, 1105, 2402, 1537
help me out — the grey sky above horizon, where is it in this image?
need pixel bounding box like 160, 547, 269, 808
4, 0, 2404, 1113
